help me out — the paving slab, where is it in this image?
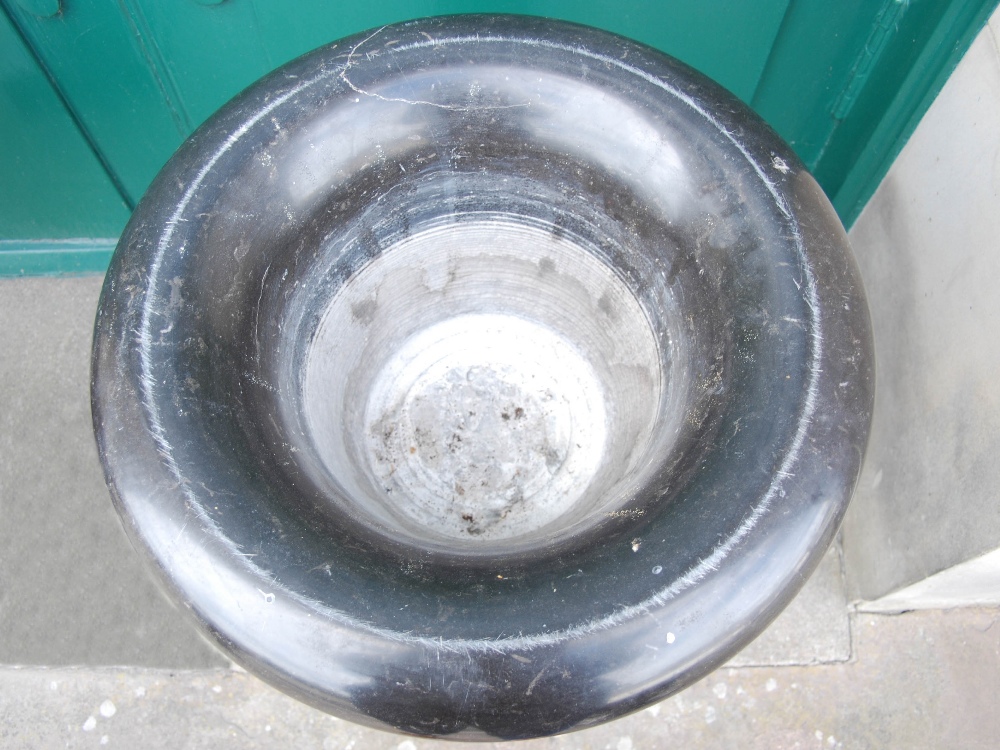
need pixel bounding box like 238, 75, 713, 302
1, 608, 997, 749
729, 544, 850, 668
0, 277, 225, 668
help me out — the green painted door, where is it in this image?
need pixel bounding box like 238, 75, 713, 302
2, 0, 997, 274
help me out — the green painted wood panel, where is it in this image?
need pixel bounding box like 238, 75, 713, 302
3, 0, 194, 206
2, 0, 998, 274
0, 8, 128, 254
112, 0, 276, 131
4, 0, 791, 208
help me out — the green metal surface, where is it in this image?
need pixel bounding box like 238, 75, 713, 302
0, 8, 129, 247
752, 0, 1000, 225
0, 239, 115, 277
1, 0, 998, 275
825, 0, 1000, 224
